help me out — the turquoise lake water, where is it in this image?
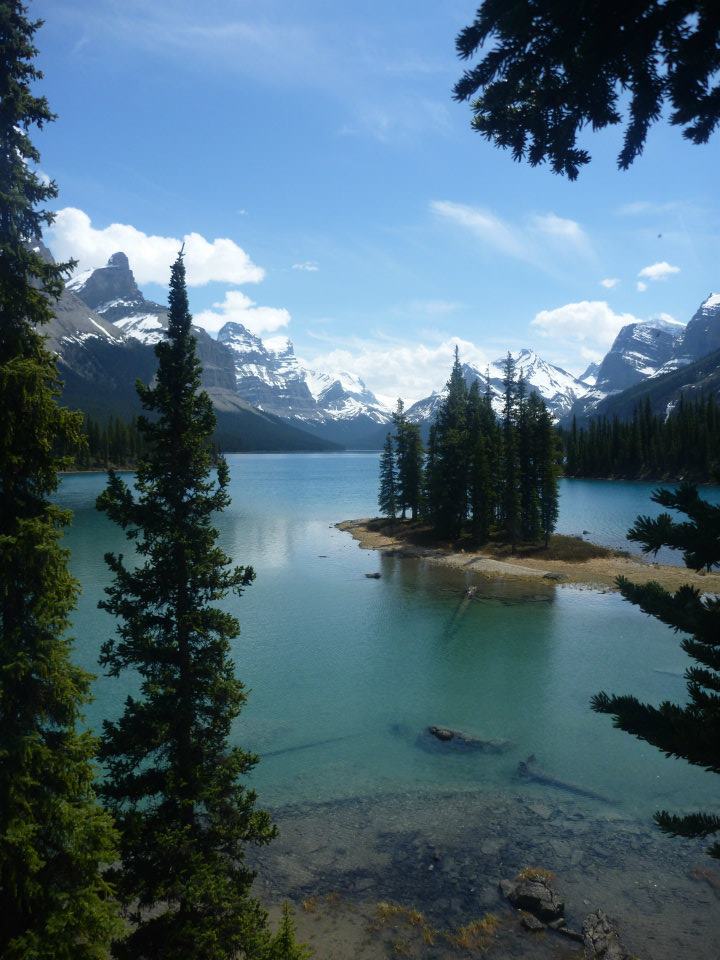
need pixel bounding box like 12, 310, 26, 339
58, 455, 720, 822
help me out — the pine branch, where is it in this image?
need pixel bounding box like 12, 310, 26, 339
654, 810, 720, 840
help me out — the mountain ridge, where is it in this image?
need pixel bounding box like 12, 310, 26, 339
42, 247, 341, 452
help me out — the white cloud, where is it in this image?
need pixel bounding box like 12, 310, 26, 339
600, 277, 620, 289
529, 212, 592, 255
47, 207, 265, 287
637, 260, 681, 282
617, 200, 682, 216
194, 290, 290, 336
303, 335, 490, 406
531, 301, 641, 349
431, 201, 593, 269
637, 281, 648, 292
292, 261, 319, 272
431, 201, 526, 259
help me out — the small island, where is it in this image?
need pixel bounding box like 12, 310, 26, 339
338, 517, 720, 593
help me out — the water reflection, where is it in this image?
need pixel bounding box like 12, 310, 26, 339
55, 461, 718, 822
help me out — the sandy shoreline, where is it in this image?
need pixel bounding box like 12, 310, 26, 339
337, 518, 720, 593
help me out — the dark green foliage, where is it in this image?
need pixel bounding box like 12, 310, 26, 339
466, 381, 495, 543
527, 393, 562, 546
380, 352, 559, 549
517, 375, 540, 543
265, 905, 312, 960
57, 414, 149, 469
592, 483, 720, 859
561, 396, 720, 482
426, 347, 469, 538
500, 353, 521, 549
0, 4, 122, 956
378, 432, 397, 519
454, 2, 720, 178
392, 400, 424, 520
97, 253, 276, 959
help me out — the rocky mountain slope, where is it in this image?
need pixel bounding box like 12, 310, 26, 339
566, 293, 720, 424
42, 249, 340, 452
568, 317, 685, 422
68, 253, 392, 448
588, 346, 720, 422
216, 323, 392, 446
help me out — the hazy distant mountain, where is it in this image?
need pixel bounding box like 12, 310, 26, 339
578, 361, 600, 386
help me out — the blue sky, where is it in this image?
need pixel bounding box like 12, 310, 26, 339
37, 0, 720, 403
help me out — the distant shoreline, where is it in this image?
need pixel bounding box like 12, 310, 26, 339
337, 518, 720, 593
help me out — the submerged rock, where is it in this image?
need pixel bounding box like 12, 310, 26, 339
519, 910, 546, 932
499, 870, 565, 921
582, 910, 629, 959
423, 726, 513, 753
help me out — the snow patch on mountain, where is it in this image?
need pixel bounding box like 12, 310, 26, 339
406, 349, 589, 424
216, 321, 392, 425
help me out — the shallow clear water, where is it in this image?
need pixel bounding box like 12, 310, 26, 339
58, 455, 719, 822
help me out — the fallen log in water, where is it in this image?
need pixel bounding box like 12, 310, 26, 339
263, 733, 358, 758
517, 754, 611, 803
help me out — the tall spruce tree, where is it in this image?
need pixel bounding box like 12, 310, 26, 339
466, 381, 493, 543
392, 400, 409, 518
96, 253, 276, 959
392, 400, 424, 520
500, 353, 521, 550
517, 373, 541, 542
378, 432, 397, 519
426, 347, 469, 538
0, 4, 121, 957
533, 395, 559, 548
592, 483, 720, 858
401, 422, 424, 520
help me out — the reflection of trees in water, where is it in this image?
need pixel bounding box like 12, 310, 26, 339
220, 509, 305, 570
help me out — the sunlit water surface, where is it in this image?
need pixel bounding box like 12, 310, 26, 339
58, 455, 720, 821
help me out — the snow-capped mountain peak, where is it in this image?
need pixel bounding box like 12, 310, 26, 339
406, 349, 589, 424
215, 321, 391, 428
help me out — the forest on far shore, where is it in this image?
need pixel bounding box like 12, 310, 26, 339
561, 396, 720, 483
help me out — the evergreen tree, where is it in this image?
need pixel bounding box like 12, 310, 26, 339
378, 432, 397, 519
391, 400, 424, 520
97, 252, 276, 959
592, 483, 720, 858
265, 905, 312, 960
0, 4, 121, 956
561, 397, 720, 482
426, 347, 469, 538
500, 353, 521, 549
466, 381, 493, 543
392, 400, 409, 518
517, 374, 541, 542
402, 422, 424, 520
533, 396, 560, 547
423, 421, 440, 521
